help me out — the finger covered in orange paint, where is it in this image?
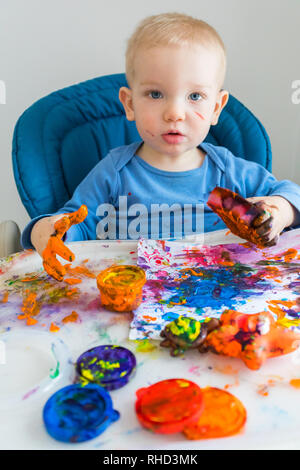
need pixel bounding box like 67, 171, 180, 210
183, 387, 247, 439
42, 205, 88, 281
54, 205, 88, 235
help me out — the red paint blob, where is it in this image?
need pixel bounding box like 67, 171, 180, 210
135, 378, 204, 434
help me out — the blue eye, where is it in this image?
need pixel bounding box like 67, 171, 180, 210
149, 90, 162, 99
189, 92, 202, 101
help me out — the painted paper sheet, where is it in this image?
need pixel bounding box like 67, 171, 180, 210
130, 230, 300, 340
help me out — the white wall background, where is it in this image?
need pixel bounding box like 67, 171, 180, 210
0, 0, 300, 232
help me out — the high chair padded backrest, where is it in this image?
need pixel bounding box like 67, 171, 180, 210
12, 73, 272, 219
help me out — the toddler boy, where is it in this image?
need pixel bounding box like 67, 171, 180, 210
22, 12, 300, 269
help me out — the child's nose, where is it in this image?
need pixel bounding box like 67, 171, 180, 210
163, 100, 185, 122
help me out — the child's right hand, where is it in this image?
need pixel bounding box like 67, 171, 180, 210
31, 205, 88, 281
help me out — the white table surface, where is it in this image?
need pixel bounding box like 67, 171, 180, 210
1, 229, 300, 450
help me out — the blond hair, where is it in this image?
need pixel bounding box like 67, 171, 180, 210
125, 12, 227, 88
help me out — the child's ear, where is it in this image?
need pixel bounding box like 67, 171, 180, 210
119, 87, 135, 121
211, 90, 229, 126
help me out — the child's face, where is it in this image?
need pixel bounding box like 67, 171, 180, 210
119, 44, 228, 159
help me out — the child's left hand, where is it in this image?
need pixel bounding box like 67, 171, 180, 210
246, 195, 296, 246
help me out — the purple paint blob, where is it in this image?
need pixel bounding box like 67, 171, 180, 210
76, 345, 136, 390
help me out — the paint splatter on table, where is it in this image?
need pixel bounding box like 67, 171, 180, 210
2, 236, 300, 450
0, 241, 138, 334
132, 230, 300, 340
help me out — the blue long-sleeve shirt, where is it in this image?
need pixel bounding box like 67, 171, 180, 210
21, 141, 300, 248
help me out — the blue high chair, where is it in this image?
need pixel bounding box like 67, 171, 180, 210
12, 73, 272, 221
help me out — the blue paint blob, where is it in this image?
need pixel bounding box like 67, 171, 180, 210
76, 345, 136, 390
43, 383, 120, 443
163, 266, 271, 310
161, 311, 180, 322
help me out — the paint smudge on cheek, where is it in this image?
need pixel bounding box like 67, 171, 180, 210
194, 111, 205, 120
146, 130, 155, 137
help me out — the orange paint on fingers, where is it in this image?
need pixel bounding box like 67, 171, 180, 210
53, 216, 71, 237
46, 236, 74, 262
43, 258, 66, 282
66, 205, 88, 226
42, 205, 88, 281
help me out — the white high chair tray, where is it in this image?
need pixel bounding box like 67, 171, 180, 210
1, 229, 300, 450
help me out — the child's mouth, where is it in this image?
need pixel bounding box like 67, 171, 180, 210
162, 132, 185, 144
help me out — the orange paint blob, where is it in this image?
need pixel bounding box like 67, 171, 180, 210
65, 265, 95, 278
290, 379, 300, 389
267, 299, 297, 320
62, 311, 79, 323
183, 387, 247, 439
66, 288, 78, 297
2, 291, 9, 303
49, 322, 60, 332
18, 290, 40, 325
143, 315, 157, 322
21, 276, 39, 282
63, 278, 82, 285
257, 384, 269, 397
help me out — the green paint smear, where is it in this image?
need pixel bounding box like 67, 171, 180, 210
49, 343, 60, 379
50, 361, 60, 379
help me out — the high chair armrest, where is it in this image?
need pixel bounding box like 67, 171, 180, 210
0, 220, 22, 258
